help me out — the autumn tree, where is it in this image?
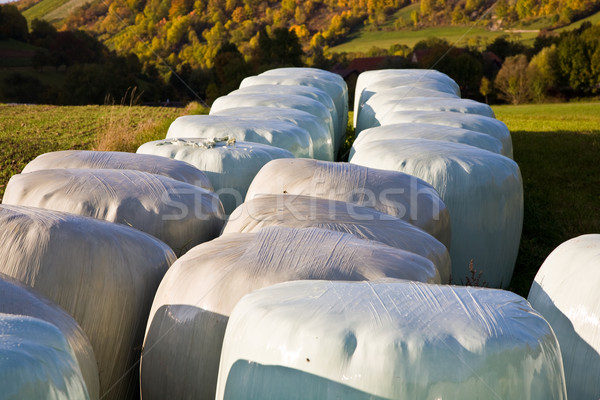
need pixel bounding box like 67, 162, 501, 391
494, 54, 531, 104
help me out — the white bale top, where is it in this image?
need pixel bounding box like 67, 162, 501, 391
141, 226, 437, 400
245, 158, 450, 246
0, 313, 91, 400
0, 204, 176, 400
2, 168, 224, 253
260, 67, 347, 89
165, 114, 312, 158
352, 123, 504, 156
350, 139, 523, 288
378, 110, 513, 158
0, 273, 99, 400
528, 234, 600, 400
213, 106, 333, 161
217, 280, 566, 400
21, 150, 213, 190
137, 138, 294, 214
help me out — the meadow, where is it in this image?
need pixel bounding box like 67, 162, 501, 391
0, 101, 598, 297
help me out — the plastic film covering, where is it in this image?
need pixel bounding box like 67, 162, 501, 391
0, 273, 99, 399
245, 158, 450, 246
165, 114, 312, 158
239, 75, 348, 152
0, 204, 176, 400
2, 168, 224, 253
141, 226, 437, 400
223, 194, 450, 281
528, 234, 600, 400
0, 314, 90, 400
350, 139, 523, 288
217, 280, 567, 400
21, 150, 213, 190
137, 138, 294, 214
356, 97, 495, 133
260, 67, 347, 89
351, 123, 503, 157
210, 93, 335, 149
378, 110, 513, 159
213, 106, 333, 161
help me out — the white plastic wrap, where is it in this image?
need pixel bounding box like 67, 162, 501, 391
165, 114, 311, 158
378, 110, 514, 158
225, 194, 450, 280
350, 139, 523, 288
239, 75, 348, 153
245, 159, 450, 246
0, 313, 90, 400
2, 168, 224, 253
217, 280, 567, 400
0, 204, 176, 400
21, 150, 213, 190
209, 93, 335, 150
351, 123, 504, 156
137, 138, 294, 214
0, 273, 99, 399
356, 97, 495, 133
213, 106, 333, 161
528, 234, 600, 400
141, 226, 438, 400
260, 67, 347, 89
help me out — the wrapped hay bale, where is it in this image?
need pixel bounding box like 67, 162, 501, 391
260, 67, 347, 89
216, 280, 566, 400
0, 205, 176, 400
528, 234, 600, 400
0, 313, 90, 400
213, 106, 333, 161
137, 138, 294, 214
21, 150, 213, 190
350, 139, 523, 288
2, 168, 224, 253
378, 110, 513, 158
245, 158, 450, 246
141, 226, 438, 400
0, 273, 99, 399
351, 123, 504, 156
223, 194, 451, 281
165, 114, 312, 158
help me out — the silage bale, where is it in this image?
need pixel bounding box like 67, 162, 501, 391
0, 313, 90, 400
2, 168, 224, 254
21, 150, 213, 190
137, 138, 294, 214
259, 67, 347, 89
0, 205, 176, 400
216, 280, 566, 400
528, 234, 600, 400
165, 114, 312, 158
245, 158, 450, 246
350, 139, 523, 288
0, 273, 99, 400
141, 226, 438, 400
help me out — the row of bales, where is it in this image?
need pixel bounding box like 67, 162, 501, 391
0, 67, 597, 400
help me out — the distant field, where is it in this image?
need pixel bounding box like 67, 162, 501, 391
21, 0, 86, 24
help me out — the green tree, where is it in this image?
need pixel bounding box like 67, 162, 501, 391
479, 76, 492, 103
0, 4, 28, 42
494, 54, 531, 104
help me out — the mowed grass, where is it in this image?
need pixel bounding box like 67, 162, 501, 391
493, 102, 600, 296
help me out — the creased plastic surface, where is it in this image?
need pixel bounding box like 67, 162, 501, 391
217, 280, 567, 400
356, 97, 495, 133
141, 226, 437, 400
351, 123, 503, 156
2, 168, 224, 253
378, 110, 513, 158
0, 273, 99, 400
350, 139, 523, 288
21, 150, 213, 190
245, 159, 450, 246
528, 234, 600, 400
164, 114, 312, 158
224, 194, 450, 281
137, 138, 294, 214
0, 313, 90, 400
0, 205, 176, 400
